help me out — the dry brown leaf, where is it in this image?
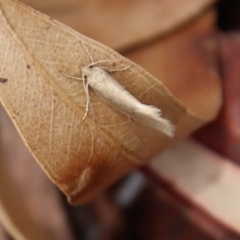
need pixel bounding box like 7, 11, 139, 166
0, 0, 221, 204
19, 0, 217, 50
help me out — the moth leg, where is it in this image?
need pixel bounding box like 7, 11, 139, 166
88, 59, 118, 68
62, 68, 91, 122
60, 71, 83, 81
101, 64, 132, 73
81, 77, 90, 122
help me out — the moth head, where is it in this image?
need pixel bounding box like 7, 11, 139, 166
81, 66, 93, 78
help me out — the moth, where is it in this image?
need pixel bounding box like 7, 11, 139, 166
62, 42, 175, 138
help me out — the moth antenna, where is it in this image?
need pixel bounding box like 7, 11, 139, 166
81, 41, 94, 64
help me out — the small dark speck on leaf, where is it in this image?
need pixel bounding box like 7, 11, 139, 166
0, 78, 7, 83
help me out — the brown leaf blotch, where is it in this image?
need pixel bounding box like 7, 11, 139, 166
0, 78, 7, 83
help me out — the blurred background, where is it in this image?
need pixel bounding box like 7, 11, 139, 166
1, 0, 240, 239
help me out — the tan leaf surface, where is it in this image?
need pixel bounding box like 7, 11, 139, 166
0, 0, 221, 204
19, 0, 217, 50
